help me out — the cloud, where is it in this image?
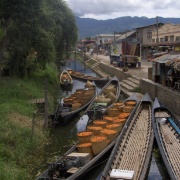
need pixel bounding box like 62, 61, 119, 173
64, 0, 180, 20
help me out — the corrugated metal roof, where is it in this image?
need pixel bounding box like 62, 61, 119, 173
116, 31, 136, 40
152, 54, 180, 63
135, 23, 164, 29
165, 58, 180, 66
174, 61, 180, 71
96, 34, 121, 37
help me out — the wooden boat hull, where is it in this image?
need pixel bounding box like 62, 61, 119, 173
48, 87, 96, 126
152, 98, 180, 180
36, 94, 139, 180
101, 93, 154, 180
86, 76, 121, 120
67, 69, 109, 85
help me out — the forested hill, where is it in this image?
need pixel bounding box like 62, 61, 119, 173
76, 16, 180, 38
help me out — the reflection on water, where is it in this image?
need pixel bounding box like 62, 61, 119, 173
147, 145, 170, 180
41, 60, 169, 180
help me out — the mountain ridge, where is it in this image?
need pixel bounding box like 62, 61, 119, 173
75, 16, 180, 39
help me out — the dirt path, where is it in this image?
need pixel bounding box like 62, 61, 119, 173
90, 53, 152, 79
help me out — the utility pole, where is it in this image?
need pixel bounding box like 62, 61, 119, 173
124, 29, 127, 67
156, 16, 159, 52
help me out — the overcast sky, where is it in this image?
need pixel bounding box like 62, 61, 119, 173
64, 0, 180, 20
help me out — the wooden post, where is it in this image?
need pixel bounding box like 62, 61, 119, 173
44, 76, 49, 128
31, 112, 36, 141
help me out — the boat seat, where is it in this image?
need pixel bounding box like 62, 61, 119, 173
168, 118, 180, 135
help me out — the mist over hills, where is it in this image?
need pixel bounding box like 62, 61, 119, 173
75, 16, 180, 39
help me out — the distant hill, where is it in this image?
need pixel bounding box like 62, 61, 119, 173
75, 16, 180, 39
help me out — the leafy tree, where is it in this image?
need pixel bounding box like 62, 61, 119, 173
0, 0, 78, 77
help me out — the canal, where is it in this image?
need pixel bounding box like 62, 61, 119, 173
40, 59, 170, 180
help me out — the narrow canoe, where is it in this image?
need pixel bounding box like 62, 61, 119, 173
152, 98, 180, 180
67, 69, 109, 85
49, 81, 96, 125
101, 93, 154, 180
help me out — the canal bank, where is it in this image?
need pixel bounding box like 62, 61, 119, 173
83, 53, 180, 117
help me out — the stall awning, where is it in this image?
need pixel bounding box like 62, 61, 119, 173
165, 58, 180, 71
165, 59, 180, 66
174, 61, 180, 71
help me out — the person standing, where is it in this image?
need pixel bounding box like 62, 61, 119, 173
137, 56, 142, 68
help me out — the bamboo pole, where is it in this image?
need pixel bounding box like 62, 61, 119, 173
44, 76, 49, 128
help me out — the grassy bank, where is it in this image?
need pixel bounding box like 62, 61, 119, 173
0, 69, 59, 179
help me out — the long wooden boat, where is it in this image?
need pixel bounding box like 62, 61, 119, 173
152, 98, 180, 180
60, 70, 73, 91
67, 69, 109, 85
101, 93, 154, 180
48, 81, 96, 126
36, 93, 139, 180
86, 76, 121, 121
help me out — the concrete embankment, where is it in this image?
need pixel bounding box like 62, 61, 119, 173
84, 54, 180, 116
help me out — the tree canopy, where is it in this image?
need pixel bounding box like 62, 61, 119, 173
0, 0, 78, 77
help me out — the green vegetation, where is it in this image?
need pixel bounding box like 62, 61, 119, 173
0, 1, 78, 179
0, 0, 78, 77
0, 66, 59, 179
131, 86, 141, 93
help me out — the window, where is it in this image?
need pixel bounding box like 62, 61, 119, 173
170, 36, 174, 42
165, 36, 168, 42
147, 31, 152, 38
176, 36, 180, 41
152, 39, 155, 42
160, 38, 164, 42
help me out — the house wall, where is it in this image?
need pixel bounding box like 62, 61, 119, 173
96, 34, 121, 46
136, 25, 159, 60
152, 23, 180, 43
136, 25, 156, 44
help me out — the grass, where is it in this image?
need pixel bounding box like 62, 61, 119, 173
0, 64, 59, 179
130, 86, 141, 93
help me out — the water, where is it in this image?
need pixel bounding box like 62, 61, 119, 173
41, 59, 170, 180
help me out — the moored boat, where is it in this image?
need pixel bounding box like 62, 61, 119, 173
152, 98, 180, 180
101, 93, 154, 180
36, 93, 139, 180
86, 76, 121, 121
60, 70, 73, 91
67, 69, 109, 85
49, 81, 96, 125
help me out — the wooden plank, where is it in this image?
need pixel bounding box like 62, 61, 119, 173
155, 111, 170, 118
29, 98, 45, 104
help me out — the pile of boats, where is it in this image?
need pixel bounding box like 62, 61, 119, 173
37, 69, 180, 180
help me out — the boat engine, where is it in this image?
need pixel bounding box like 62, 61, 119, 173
47, 156, 80, 179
